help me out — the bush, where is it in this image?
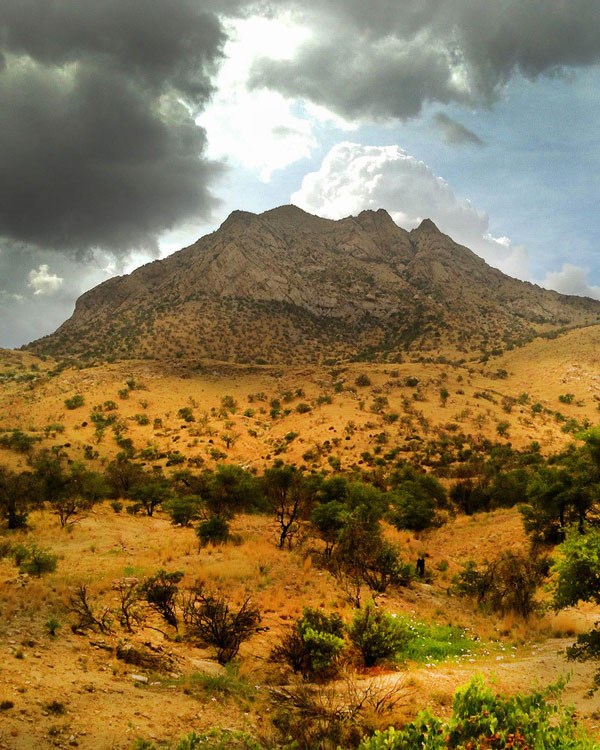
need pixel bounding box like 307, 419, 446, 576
15, 544, 58, 576
358, 676, 598, 749
197, 516, 230, 547
453, 551, 547, 618
64, 394, 85, 410
186, 592, 261, 664
348, 603, 409, 667
272, 608, 345, 680
177, 407, 195, 423
140, 570, 184, 628
355, 374, 371, 387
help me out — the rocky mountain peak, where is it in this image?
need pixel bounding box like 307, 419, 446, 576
27, 207, 600, 364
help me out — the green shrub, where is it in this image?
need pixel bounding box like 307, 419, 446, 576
358, 676, 598, 749
15, 544, 58, 576
178, 407, 195, 423
0, 429, 38, 453
197, 516, 230, 547
348, 603, 409, 667
272, 607, 345, 680
64, 394, 85, 410
45, 616, 62, 637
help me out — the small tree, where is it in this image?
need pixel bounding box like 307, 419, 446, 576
15, 544, 58, 576
196, 515, 230, 547
165, 495, 202, 527
454, 550, 547, 619
553, 529, 600, 610
140, 570, 184, 629
348, 603, 409, 667
187, 592, 261, 664
263, 463, 315, 549
130, 475, 172, 517
0, 467, 35, 529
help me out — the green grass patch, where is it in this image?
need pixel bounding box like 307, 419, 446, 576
396, 618, 477, 664
173, 664, 256, 704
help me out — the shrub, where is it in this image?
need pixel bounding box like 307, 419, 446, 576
197, 516, 230, 547
15, 544, 58, 576
64, 394, 85, 410
140, 570, 184, 628
358, 676, 598, 749
45, 616, 62, 637
355, 374, 371, 387
186, 592, 261, 664
348, 603, 409, 667
453, 551, 547, 618
178, 407, 195, 423
272, 608, 345, 680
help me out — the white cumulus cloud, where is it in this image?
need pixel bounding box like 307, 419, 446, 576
27, 264, 64, 296
198, 15, 318, 180
291, 142, 529, 278
541, 263, 600, 300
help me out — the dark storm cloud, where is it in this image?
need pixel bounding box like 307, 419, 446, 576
433, 113, 484, 146
249, 0, 600, 120
0, 0, 229, 254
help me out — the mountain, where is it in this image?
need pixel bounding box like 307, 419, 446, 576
27, 206, 600, 363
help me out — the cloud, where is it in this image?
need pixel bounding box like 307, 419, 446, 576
291, 141, 529, 278
541, 263, 600, 300
197, 15, 317, 181
433, 113, 484, 146
249, 1, 600, 120
27, 265, 63, 296
0, 0, 228, 255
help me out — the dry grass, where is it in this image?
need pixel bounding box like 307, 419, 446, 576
1, 331, 600, 747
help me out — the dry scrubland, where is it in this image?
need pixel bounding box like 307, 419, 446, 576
0, 325, 599, 749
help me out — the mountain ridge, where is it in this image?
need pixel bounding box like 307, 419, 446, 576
27, 205, 600, 363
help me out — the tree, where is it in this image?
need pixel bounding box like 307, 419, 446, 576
553, 529, 600, 684
31, 453, 107, 527
105, 457, 147, 499
454, 550, 547, 618
553, 529, 600, 610
0, 467, 36, 529
165, 495, 202, 526
263, 463, 315, 549
130, 473, 172, 517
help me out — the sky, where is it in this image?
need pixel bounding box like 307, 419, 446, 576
1, 1, 599, 348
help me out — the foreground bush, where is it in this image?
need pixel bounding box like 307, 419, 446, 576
358, 676, 598, 749
185, 591, 261, 664
272, 607, 345, 680
348, 603, 409, 667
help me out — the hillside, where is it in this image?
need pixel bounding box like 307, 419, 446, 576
2, 324, 599, 475
27, 206, 600, 363
1, 327, 600, 748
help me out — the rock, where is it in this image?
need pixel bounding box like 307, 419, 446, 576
116, 642, 174, 672
130, 674, 149, 684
